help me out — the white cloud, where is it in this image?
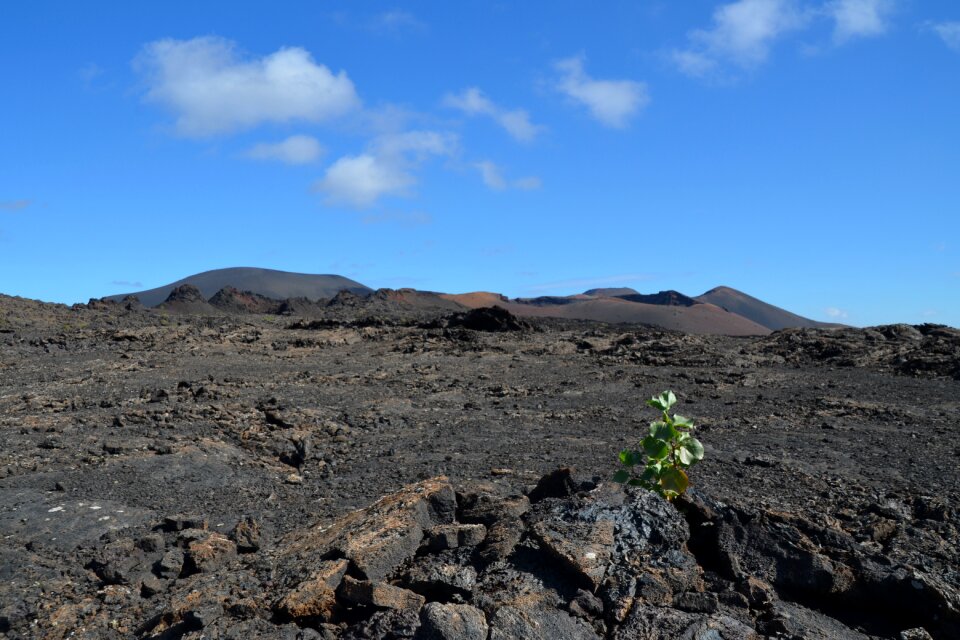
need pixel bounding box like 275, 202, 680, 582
674, 0, 810, 76
475, 161, 507, 191
135, 36, 360, 137
513, 176, 543, 191
669, 50, 719, 77
315, 130, 456, 208
827, 0, 893, 42
78, 62, 104, 86
930, 21, 960, 52
554, 57, 649, 128
245, 135, 324, 165
0, 199, 31, 212
825, 307, 849, 319
370, 10, 426, 33
474, 161, 542, 192
373, 130, 457, 159
315, 154, 412, 208
443, 87, 542, 142
672, 0, 896, 76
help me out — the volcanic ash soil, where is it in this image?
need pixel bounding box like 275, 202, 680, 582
0, 294, 958, 638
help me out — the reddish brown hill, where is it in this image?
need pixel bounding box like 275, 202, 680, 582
442, 292, 770, 335
696, 286, 843, 331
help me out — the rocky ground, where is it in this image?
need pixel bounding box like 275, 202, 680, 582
0, 294, 958, 639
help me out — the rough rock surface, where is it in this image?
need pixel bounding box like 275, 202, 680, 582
0, 293, 958, 638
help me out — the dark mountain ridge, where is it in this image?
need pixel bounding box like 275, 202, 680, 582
105, 267, 372, 308
98, 268, 841, 335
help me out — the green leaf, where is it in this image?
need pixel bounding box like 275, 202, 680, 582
672, 414, 694, 428
627, 478, 647, 487
659, 391, 677, 410
619, 449, 636, 466
677, 447, 694, 466
650, 421, 676, 441
660, 467, 689, 496
646, 397, 666, 411
642, 435, 670, 460
612, 469, 631, 483
682, 437, 705, 462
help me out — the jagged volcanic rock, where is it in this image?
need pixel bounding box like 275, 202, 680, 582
443, 306, 532, 332
208, 286, 281, 314
79, 473, 959, 639
616, 290, 699, 307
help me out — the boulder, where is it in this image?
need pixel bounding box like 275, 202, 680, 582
418, 602, 488, 640
277, 477, 456, 584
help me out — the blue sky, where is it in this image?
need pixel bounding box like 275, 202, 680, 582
1, 1, 958, 327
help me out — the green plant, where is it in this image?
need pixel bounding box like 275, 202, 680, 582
614, 390, 704, 500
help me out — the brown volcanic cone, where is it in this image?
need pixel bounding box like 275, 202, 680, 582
696, 286, 842, 331
442, 292, 770, 336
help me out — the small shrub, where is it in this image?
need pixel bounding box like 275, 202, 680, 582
614, 390, 704, 500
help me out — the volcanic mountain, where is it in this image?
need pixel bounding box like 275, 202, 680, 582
105, 267, 372, 308
695, 286, 841, 330
101, 268, 839, 335
441, 289, 773, 336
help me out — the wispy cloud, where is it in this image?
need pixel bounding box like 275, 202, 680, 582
473, 161, 541, 191
0, 199, 32, 212
671, 0, 811, 76
825, 307, 849, 319
826, 0, 894, 43
314, 131, 457, 208
527, 273, 656, 294
360, 210, 433, 227
554, 56, 649, 128
670, 0, 895, 77
369, 10, 426, 34
78, 62, 104, 89
475, 161, 507, 191
443, 87, 542, 142
245, 135, 324, 165
929, 21, 960, 52
512, 176, 543, 191
135, 36, 361, 137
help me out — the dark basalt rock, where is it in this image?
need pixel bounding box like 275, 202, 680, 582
163, 283, 206, 304
444, 306, 532, 332
209, 286, 281, 314
1, 288, 958, 640
617, 290, 699, 307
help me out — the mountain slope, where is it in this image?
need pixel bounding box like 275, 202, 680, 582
105, 267, 372, 307
696, 286, 841, 331
442, 292, 771, 335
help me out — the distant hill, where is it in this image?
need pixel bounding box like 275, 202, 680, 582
615, 290, 698, 307
441, 292, 771, 336
695, 286, 841, 331
105, 267, 372, 308
583, 287, 640, 297
99, 268, 840, 335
